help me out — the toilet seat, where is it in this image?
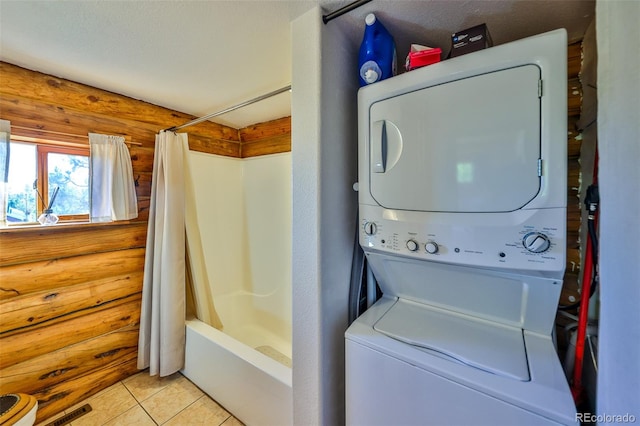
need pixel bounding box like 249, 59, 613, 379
0, 394, 38, 426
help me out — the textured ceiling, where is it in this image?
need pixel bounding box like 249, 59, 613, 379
0, 0, 595, 129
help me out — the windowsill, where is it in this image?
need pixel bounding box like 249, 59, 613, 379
0, 220, 144, 234
4, 219, 89, 228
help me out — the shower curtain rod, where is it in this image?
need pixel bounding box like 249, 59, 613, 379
323, 0, 372, 24
164, 85, 291, 132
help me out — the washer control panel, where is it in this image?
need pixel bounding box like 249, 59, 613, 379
359, 204, 566, 273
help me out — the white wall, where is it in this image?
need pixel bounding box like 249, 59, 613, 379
291, 7, 359, 425
291, 9, 322, 424
595, 0, 640, 420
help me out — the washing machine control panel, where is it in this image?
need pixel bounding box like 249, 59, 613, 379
359, 204, 566, 274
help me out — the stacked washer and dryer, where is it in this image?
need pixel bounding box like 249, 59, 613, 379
345, 29, 578, 425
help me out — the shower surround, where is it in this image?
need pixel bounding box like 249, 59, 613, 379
183, 151, 292, 426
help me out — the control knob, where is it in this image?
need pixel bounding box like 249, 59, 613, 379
406, 239, 419, 252
523, 232, 551, 253
425, 241, 439, 254
363, 222, 377, 236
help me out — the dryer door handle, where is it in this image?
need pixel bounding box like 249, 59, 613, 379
372, 120, 403, 174
372, 120, 387, 173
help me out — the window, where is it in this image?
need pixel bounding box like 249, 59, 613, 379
6, 140, 89, 224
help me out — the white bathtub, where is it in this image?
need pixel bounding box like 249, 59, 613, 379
182, 317, 292, 426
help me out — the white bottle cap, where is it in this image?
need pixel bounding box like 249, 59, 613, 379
365, 13, 376, 26
363, 68, 379, 84
360, 60, 382, 84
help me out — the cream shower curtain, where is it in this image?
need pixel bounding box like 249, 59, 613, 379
138, 131, 188, 377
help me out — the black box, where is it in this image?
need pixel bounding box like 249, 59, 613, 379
450, 23, 493, 58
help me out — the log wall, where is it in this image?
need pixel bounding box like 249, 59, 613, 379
0, 62, 291, 423
561, 41, 585, 307
239, 116, 291, 157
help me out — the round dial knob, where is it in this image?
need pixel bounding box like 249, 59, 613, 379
406, 239, 419, 252
363, 222, 377, 236
425, 241, 439, 254
523, 232, 551, 253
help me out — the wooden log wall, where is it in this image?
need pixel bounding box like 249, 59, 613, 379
239, 116, 291, 158
0, 62, 291, 423
561, 41, 585, 307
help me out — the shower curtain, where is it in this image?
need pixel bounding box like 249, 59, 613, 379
137, 131, 188, 377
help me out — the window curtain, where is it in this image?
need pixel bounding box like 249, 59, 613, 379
137, 131, 188, 377
89, 133, 138, 222
0, 120, 10, 224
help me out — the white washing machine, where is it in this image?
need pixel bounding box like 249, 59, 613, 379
346, 29, 578, 425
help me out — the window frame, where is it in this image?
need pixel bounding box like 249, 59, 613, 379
10, 136, 90, 224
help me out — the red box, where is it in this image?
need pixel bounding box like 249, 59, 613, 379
405, 46, 442, 71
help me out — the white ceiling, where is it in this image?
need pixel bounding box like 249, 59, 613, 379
0, 0, 595, 129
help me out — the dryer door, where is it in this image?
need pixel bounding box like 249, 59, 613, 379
369, 65, 541, 213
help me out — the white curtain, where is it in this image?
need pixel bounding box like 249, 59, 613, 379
137, 131, 188, 377
0, 120, 10, 225
89, 133, 138, 222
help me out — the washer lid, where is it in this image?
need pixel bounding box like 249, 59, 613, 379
373, 299, 530, 381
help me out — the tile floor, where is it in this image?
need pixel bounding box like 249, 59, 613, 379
38, 371, 243, 426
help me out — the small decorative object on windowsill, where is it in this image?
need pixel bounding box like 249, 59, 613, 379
36, 186, 60, 226
38, 208, 59, 225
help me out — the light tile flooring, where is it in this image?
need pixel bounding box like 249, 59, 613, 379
38, 371, 243, 426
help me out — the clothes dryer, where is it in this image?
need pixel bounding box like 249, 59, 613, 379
346, 29, 577, 425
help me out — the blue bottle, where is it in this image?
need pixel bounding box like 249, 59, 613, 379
358, 13, 396, 86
